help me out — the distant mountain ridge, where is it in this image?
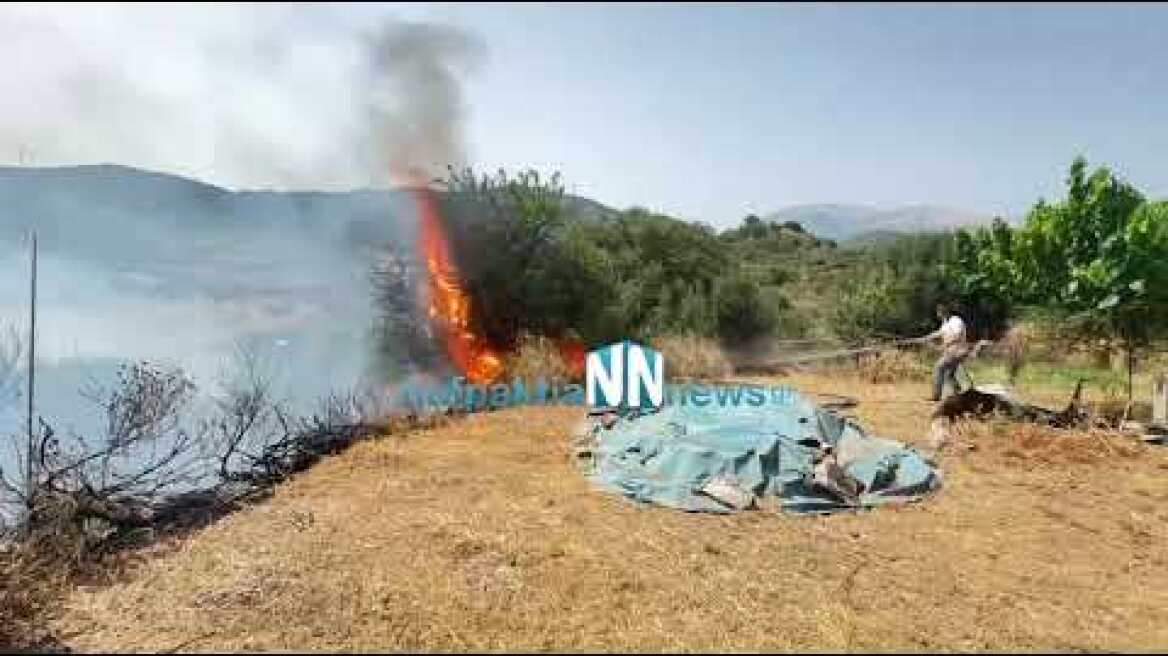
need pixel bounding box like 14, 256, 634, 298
765, 203, 999, 241
0, 164, 616, 257
1, 165, 1002, 254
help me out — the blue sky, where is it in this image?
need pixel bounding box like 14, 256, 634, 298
348, 2, 1168, 224
3, 3, 1166, 227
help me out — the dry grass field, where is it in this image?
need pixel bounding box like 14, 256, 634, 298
49, 372, 1168, 652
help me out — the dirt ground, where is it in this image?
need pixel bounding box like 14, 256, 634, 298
50, 373, 1168, 652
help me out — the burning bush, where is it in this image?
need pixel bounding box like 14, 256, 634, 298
371, 167, 790, 387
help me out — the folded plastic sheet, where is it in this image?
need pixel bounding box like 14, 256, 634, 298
585, 387, 942, 514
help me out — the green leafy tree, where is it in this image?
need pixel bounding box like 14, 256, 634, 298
945, 218, 1017, 337
1016, 159, 1164, 395
437, 167, 595, 349
949, 157, 1168, 398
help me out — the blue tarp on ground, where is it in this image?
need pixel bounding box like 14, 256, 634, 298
584, 387, 942, 514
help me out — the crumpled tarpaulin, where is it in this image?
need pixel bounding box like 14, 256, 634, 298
578, 387, 941, 514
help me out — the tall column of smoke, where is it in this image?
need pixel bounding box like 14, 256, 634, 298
365, 21, 486, 185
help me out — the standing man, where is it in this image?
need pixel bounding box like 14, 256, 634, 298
919, 303, 970, 402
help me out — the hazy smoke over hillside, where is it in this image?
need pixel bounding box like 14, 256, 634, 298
0, 7, 488, 450
0, 4, 483, 189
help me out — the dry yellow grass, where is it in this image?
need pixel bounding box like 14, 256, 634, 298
49, 373, 1168, 652
1, 546, 71, 650
502, 334, 574, 382
852, 349, 931, 384
652, 334, 734, 380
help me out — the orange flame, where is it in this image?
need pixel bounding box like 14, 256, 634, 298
411, 183, 504, 385
558, 339, 587, 379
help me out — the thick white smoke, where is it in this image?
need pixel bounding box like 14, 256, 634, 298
0, 4, 483, 189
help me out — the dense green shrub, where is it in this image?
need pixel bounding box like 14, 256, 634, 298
714, 273, 779, 344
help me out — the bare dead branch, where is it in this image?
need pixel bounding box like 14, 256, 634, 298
8, 351, 393, 559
